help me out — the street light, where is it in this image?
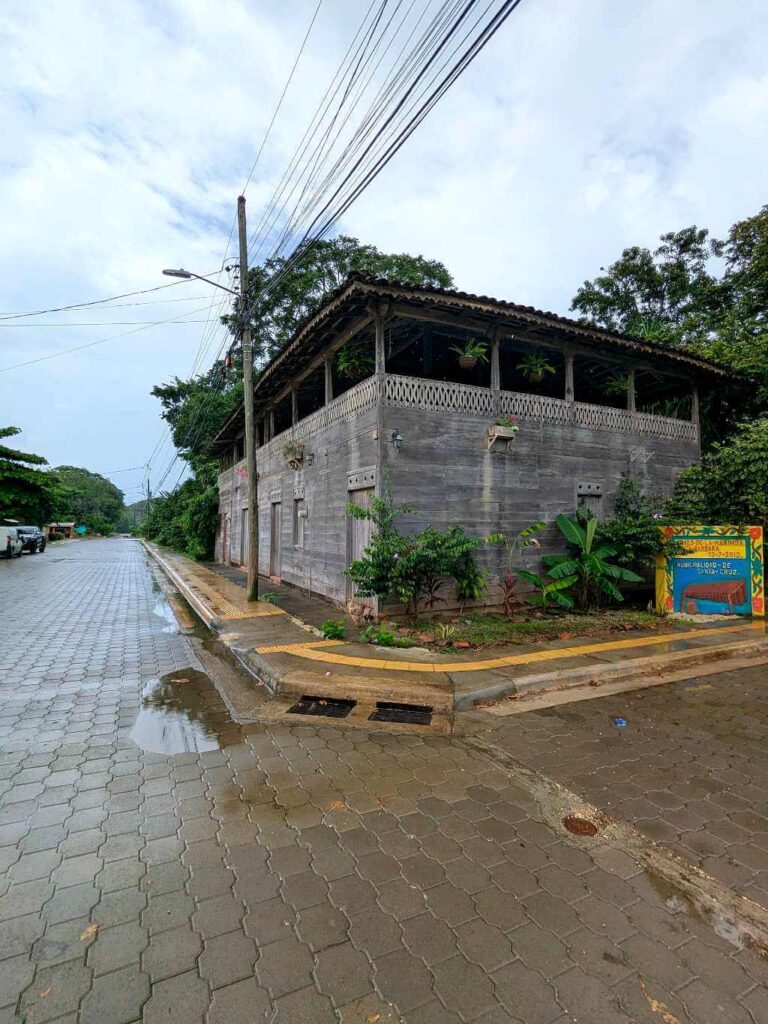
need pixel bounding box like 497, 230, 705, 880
162, 197, 259, 601
162, 268, 237, 296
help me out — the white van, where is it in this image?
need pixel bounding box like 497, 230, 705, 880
2, 526, 23, 558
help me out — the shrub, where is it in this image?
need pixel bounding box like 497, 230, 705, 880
359, 624, 411, 647
320, 619, 346, 640
543, 514, 643, 609
666, 418, 768, 529
596, 477, 667, 573
345, 485, 483, 617
260, 592, 281, 605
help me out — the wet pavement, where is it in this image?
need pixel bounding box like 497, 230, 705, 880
0, 539, 767, 1023
469, 667, 768, 909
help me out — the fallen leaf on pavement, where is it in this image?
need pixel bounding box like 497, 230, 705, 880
39, 987, 52, 998
639, 977, 681, 1024
80, 924, 99, 940
328, 800, 346, 812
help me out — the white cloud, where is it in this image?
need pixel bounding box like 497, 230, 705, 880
0, 0, 766, 495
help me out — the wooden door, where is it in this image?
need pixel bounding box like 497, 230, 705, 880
346, 488, 374, 600
270, 502, 282, 579
220, 517, 228, 564
240, 508, 249, 566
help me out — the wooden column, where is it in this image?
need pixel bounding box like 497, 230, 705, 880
324, 356, 333, 404
691, 383, 700, 432
564, 351, 575, 403
268, 408, 275, 439
291, 388, 299, 426
490, 333, 501, 414
374, 316, 386, 375
627, 368, 636, 412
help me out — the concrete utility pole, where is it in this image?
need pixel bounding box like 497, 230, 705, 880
238, 196, 259, 601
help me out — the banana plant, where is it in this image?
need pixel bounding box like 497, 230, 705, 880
544, 514, 643, 609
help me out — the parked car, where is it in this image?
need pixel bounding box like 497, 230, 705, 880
2, 526, 23, 558
17, 526, 46, 553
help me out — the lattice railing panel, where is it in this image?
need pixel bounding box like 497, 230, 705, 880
258, 376, 379, 459
384, 374, 494, 416
499, 392, 571, 425
255, 373, 698, 456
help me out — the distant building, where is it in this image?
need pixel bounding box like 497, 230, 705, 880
211, 274, 726, 610
47, 522, 77, 539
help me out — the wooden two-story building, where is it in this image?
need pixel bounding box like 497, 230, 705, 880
210, 273, 725, 610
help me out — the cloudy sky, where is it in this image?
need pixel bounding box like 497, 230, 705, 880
1, 0, 766, 504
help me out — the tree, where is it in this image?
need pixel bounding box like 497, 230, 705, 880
148, 236, 454, 560
140, 462, 219, 560
0, 427, 59, 524
53, 466, 124, 532
570, 226, 719, 340
227, 235, 454, 362
570, 206, 768, 416
666, 417, 768, 529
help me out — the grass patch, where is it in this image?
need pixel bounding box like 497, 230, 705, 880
396, 609, 671, 649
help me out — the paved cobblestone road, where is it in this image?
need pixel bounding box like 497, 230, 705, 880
473, 667, 768, 909
1, 540, 767, 1023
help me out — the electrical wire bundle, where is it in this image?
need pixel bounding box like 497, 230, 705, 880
147, 0, 526, 494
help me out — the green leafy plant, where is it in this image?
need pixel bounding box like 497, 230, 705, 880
493, 414, 519, 431
544, 514, 643, 609
454, 554, 487, 612
260, 591, 281, 604
517, 353, 555, 383
435, 623, 457, 642
596, 477, 671, 573
601, 373, 629, 398
345, 487, 483, 618
514, 568, 576, 609
450, 338, 489, 368
320, 619, 346, 640
359, 624, 410, 647
335, 342, 374, 380
282, 439, 305, 466
487, 522, 547, 616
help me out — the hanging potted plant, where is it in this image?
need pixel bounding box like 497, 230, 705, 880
450, 338, 489, 370
517, 353, 555, 383
282, 439, 305, 470
336, 342, 374, 380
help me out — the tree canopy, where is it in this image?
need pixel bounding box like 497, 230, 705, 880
571, 205, 768, 411
144, 236, 453, 559
227, 234, 454, 363
0, 427, 58, 525
53, 466, 124, 532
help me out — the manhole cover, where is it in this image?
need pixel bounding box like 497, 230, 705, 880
563, 815, 598, 837
369, 701, 433, 726
288, 695, 356, 718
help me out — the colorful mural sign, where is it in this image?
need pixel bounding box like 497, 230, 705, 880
655, 525, 764, 617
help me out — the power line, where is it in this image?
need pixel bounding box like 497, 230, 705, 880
0, 279, 194, 321
0, 302, 219, 373
0, 319, 216, 327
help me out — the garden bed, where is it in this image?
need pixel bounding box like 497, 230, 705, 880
377, 609, 675, 650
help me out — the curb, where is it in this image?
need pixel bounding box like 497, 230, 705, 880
455, 634, 768, 710
142, 541, 225, 632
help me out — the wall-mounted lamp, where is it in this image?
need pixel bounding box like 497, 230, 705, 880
391, 430, 403, 453
305, 452, 315, 466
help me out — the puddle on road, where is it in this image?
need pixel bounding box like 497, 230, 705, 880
130, 668, 245, 754
645, 869, 768, 954
152, 598, 180, 634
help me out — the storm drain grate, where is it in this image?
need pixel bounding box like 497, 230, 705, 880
288, 695, 356, 718
369, 701, 433, 726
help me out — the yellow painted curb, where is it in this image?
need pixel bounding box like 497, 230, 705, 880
256, 623, 757, 674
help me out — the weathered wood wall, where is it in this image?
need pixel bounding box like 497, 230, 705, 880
217, 380, 699, 611
217, 404, 379, 605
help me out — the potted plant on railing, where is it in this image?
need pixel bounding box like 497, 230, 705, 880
336, 342, 374, 380
517, 352, 555, 383
450, 338, 489, 370
282, 439, 305, 469
486, 414, 520, 450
